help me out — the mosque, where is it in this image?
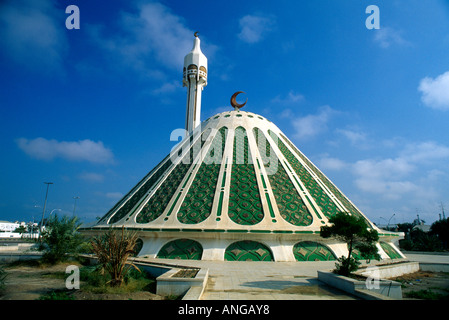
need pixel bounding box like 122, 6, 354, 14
82, 34, 404, 262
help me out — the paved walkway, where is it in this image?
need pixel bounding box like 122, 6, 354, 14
402, 251, 449, 264
151, 252, 449, 300
152, 259, 358, 300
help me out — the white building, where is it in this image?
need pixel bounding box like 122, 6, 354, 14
0, 220, 20, 232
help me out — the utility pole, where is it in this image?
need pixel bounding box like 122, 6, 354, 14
441, 202, 446, 220
73, 196, 80, 216
40, 182, 53, 240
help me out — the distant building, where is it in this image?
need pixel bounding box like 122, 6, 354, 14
412, 222, 431, 233
0, 220, 20, 232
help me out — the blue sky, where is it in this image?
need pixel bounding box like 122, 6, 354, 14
1, 0, 449, 226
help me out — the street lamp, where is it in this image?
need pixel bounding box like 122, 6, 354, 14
73, 196, 80, 216
40, 208, 62, 232
387, 213, 396, 231
40, 182, 53, 239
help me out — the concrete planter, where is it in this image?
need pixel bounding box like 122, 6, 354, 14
318, 270, 402, 300
155, 267, 209, 299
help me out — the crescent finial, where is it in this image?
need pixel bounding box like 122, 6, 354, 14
194, 31, 199, 38
230, 91, 247, 110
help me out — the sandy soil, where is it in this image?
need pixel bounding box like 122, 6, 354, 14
393, 271, 449, 299
0, 262, 164, 300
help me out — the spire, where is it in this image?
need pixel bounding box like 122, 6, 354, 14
183, 32, 208, 134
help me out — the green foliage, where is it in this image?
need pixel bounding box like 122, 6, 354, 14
39, 214, 85, 264
38, 289, 75, 300
321, 212, 380, 276
13, 225, 27, 234
405, 289, 449, 300
79, 264, 155, 294
430, 218, 449, 250
399, 218, 448, 252
411, 229, 442, 251
90, 227, 140, 287
0, 266, 7, 292
334, 256, 360, 276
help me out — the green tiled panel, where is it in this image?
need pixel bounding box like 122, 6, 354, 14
279, 132, 367, 222
157, 239, 203, 260
136, 132, 204, 224
228, 127, 264, 225
380, 242, 402, 259
268, 130, 339, 219
106, 155, 172, 224
225, 240, 273, 261
293, 241, 336, 261
253, 128, 313, 226
178, 127, 228, 224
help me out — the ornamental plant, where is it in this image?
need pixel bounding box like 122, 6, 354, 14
90, 227, 140, 287
320, 212, 380, 276
39, 214, 85, 264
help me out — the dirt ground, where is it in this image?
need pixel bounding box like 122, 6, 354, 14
0, 262, 165, 300
2, 261, 449, 300
392, 271, 449, 299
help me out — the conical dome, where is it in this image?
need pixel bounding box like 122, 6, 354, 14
84, 108, 404, 262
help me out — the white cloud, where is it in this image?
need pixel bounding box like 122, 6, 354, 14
418, 71, 449, 110
336, 129, 367, 146
271, 91, 304, 104
291, 106, 337, 140
0, 0, 68, 72
238, 14, 275, 44
16, 138, 114, 164
78, 172, 105, 183
350, 140, 449, 201
373, 27, 410, 48
88, 2, 217, 73
105, 192, 123, 200
151, 80, 181, 95
400, 141, 449, 163
318, 156, 347, 171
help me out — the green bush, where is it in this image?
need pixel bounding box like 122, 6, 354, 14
321, 212, 380, 276
334, 256, 360, 276
38, 290, 75, 300
90, 227, 140, 287
79, 264, 155, 294
0, 266, 7, 292
39, 214, 86, 264
405, 289, 449, 300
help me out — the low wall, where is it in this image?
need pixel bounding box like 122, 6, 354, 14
419, 263, 449, 273
0, 252, 42, 263
318, 271, 402, 300
155, 267, 209, 299
356, 261, 420, 279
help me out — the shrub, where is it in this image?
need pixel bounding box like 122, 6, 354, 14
90, 227, 140, 287
0, 266, 7, 292
39, 214, 85, 264
321, 212, 380, 276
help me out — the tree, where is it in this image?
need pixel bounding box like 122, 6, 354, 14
90, 227, 140, 287
321, 212, 380, 276
39, 214, 85, 264
14, 225, 26, 234
430, 218, 449, 250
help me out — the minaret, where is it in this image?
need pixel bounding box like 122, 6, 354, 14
183, 32, 207, 134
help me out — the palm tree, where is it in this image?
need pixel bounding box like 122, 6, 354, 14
90, 227, 140, 287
